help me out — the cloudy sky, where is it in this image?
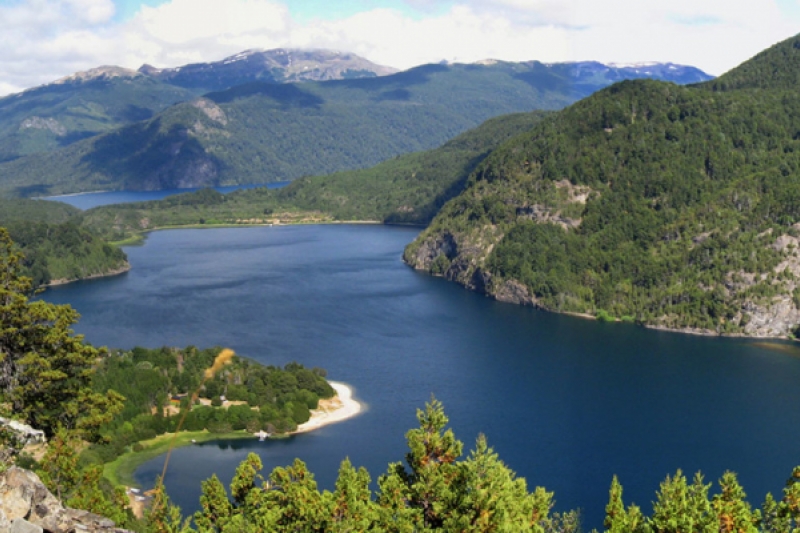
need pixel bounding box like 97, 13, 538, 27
0, 0, 798, 96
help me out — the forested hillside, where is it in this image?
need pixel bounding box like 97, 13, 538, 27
0, 60, 710, 197
79, 111, 551, 240
0, 72, 194, 164
405, 33, 800, 338
0, 198, 127, 286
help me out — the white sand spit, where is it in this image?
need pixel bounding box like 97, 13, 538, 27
292, 381, 362, 434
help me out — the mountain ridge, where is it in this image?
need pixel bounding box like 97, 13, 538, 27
0, 57, 712, 197
403, 31, 800, 338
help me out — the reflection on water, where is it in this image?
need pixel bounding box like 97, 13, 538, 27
750, 341, 800, 357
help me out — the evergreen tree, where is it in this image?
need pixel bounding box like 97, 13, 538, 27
604, 475, 648, 533
194, 475, 233, 532
445, 434, 549, 532
327, 458, 378, 532
0, 227, 123, 440
650, 471, 714, 533
398, 397, 464, 529
711, 471, 758, 533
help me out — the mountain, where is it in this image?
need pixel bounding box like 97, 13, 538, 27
0, 59, 711, 197
700, 33, 800, 91
139, 48, 398, 92
0, 70, 194, 162
0, 49, 395, 164
404, 33, 800, 338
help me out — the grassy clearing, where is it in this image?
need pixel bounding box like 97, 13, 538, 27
103, 430, 255, 488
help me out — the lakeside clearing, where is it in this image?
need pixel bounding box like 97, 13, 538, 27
104, 381, 363, 488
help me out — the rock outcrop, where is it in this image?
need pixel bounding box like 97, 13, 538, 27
0, 467, 131, 533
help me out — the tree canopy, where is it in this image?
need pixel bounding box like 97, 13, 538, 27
0, 227, 123, 439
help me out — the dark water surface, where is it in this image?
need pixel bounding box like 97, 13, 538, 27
43, 182, 287, 210
42, 225, 800, 527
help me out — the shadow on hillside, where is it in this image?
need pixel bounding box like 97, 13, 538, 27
206, 83, 325, 108
13, 184, 52, 198
333, 64, 450, 92
118, 104, 155, 122
80, 119, 222, 190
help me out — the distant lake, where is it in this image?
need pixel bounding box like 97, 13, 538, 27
41, 225, 800, 528
42, 182, 288, 210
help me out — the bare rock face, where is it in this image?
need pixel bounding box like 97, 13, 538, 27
408, 231, 458, 270
9, 518, 42, 533
494, 279, 535, 306
191, 98, 228, 125
19, 117, 66, 136
0, 467, 131, 533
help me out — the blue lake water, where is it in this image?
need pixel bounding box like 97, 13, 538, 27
42, 182, 288, 210
41, 224, 800, 528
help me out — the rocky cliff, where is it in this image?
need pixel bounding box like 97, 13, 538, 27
0, 467, 131, 533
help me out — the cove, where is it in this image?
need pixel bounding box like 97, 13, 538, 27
41, 224, 800, 528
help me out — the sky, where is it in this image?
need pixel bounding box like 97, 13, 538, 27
0, 0, 798, 96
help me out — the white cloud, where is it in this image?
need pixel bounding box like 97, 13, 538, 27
0, 0, 797, 97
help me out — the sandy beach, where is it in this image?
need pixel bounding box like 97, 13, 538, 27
292, 381, 362, 434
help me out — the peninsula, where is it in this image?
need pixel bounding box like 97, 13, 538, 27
293, 381, 363, 434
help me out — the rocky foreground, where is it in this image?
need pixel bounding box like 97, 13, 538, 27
0, 467, 130, 533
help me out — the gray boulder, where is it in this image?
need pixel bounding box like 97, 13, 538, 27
0, 467, 132, 533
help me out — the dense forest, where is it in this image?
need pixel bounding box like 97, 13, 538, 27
0, 74, 194, 163
85, 345, 334, 466
0, 199, 128, 286
406, 32, 800, 337
78, 111, 551, 241
0, 60, 709, 197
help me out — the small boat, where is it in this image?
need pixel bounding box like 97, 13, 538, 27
256, 430, 269, 441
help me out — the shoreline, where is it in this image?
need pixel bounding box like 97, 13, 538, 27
104, 380, 362, 488
292, 381, 363, 434
45, 262, 131, 288
426, 264, 800, 343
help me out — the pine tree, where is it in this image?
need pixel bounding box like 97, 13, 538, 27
650, 470, 714, 533
194, 475, 233, 532
327, 458, 378, 532
780, 466, 800, 532
248, 458, 326, 532
445, 434, 548, 532
0, 227, 123, 440
603, 475, 648, 533
399, 397, 463, 529
376, 463, 423, 533
711, 471, 758, 533
146, 478, 193, 533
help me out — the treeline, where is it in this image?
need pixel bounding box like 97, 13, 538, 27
86, 346, 334, 464
78, 111, 552, 242
0, 62, 580, 196
0, 200, 128, 286
141, 399, 800, 533
407, 33, 800, 335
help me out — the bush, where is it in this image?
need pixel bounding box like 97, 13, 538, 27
596, 309, 615, 322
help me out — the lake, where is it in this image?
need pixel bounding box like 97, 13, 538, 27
41, 224, 800, 528
42, 182, 288, 210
